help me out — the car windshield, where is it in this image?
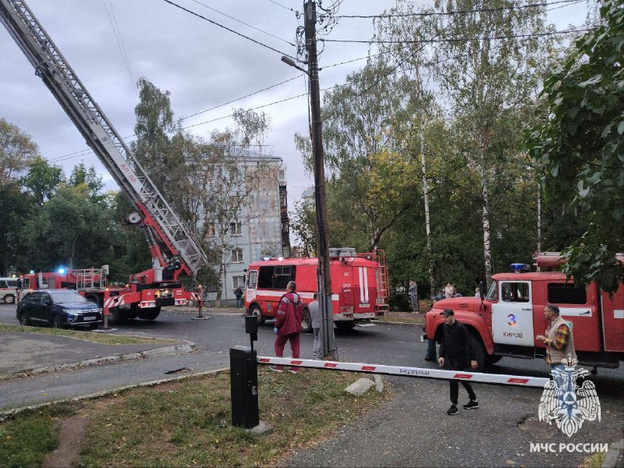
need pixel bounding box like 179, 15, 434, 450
49, 291, 89, 304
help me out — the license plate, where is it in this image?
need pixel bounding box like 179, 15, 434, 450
356, 313, 375, 319
83, 316, 96, 321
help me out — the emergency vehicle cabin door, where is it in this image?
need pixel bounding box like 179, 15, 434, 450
491, 281, 534, 346
601, 286, 624, 352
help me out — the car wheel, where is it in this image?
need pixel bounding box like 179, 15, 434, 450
52, 315, 63, 329
249, 304, 265, 325
300, 308, 312, 333
18, 311, 30, 326
4, 294, 15, 304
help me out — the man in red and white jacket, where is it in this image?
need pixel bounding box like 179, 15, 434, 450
272, 281, 305, 374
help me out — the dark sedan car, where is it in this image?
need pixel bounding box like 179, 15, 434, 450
16, 289, 103, 329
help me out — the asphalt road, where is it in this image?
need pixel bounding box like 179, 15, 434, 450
0, 303, 622, 467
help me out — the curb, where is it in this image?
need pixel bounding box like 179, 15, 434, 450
602, 439, 624, 468
0, 342, 196, 382
0, 365, 227, 419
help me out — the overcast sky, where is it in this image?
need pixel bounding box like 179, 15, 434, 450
0, 0, 591, 212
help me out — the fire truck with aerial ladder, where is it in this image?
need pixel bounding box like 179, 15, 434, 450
0, 0, 209, 323
244, 247, 389, 332
425, 252, 624, 371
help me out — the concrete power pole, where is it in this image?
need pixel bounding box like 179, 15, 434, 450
304, 0, 336, 359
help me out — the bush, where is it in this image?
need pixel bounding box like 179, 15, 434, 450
388, 290, 411, 312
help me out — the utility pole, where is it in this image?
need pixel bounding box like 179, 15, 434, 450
304, 0, 336, 359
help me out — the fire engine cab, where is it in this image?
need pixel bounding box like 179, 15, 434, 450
244, 248, 389, 332
425, 252, 624, 371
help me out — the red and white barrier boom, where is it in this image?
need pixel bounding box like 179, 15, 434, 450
257, 357, 550, 388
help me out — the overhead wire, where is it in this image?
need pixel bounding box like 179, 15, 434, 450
102, 0, 136, 91
48, 0, 591, 164
264, 0, 296, 14
162, 0, 296, 61
188, 0, 296, 47
335, 0, 582, 19
322, 27, 596, 45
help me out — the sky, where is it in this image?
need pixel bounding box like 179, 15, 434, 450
0, 0, 592, 213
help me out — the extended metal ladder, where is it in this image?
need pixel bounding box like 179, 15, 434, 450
0, 0, 208, 274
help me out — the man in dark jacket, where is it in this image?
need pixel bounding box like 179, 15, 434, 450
438, 309, 479, 415
272, 281, 304, 374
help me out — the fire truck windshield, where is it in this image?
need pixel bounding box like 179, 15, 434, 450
486, 281, 498, 301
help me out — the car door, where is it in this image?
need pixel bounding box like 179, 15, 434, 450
35, 291, 52, 323
23, 291, 42, 322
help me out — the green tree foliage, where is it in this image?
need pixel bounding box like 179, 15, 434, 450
0, 118, 38, 183
527, 0, 624, 292
298, 59, 419, 252
0, 119, 41, 275
132, 77, 188, 213
20, 157, 64, 206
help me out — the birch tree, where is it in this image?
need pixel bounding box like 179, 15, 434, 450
377, 0, 558, 285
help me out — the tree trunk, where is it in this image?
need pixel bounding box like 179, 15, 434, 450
480, 158, 494, 286
420, 133, 435, 297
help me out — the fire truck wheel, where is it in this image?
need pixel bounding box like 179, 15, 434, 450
108, 307, 125, 324
335, 322, 356, 331
249, 305, 265, 325
301, 309, 312, 334
138, 307, 161, 320
486, 355, 503, 365
4, 294, 15, 304
469, 330, 486, 372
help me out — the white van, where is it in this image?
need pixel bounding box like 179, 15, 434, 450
0, 277, 19, 304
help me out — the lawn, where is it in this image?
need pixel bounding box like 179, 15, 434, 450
0, 368, 390, 467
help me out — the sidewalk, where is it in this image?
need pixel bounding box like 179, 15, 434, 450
0, 329, 194, 380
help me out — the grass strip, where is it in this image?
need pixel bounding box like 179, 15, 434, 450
0, 324, 177, 346
0, 368, 389, 467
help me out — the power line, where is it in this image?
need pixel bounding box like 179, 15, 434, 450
264, 0, 296, 13
179, 75, 304, 121
188, 0, 295, 47
322, 27, 596, 45
335, 0, 582, 19
162, 0, 296, 61
102, 0, 136, 91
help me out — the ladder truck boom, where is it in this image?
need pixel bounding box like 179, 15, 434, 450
0, 0, 208, 276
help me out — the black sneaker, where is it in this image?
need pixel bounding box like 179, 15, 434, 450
447, 405, 459, 415
463, 400, 479, 410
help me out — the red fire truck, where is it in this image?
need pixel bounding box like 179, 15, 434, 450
425, 252, 624, 371
1, 0, 208, 323
244, 248, 389, 332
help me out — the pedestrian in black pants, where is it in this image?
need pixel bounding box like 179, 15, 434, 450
438, 308, 479, 415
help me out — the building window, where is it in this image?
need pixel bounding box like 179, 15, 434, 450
231, 248, 243, 263
205, 222, 216, 237
230, 221, 242, 236
232, 275, 245, 289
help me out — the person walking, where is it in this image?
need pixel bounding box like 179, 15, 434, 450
234, 286, 244, 309
272, 281, 305, 374
408, 280, 419, 313
438, 309, 479, 415
536, 304, 577, 369
309, 293, 322, 360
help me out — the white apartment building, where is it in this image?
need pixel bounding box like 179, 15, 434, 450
202, 147, 290, 303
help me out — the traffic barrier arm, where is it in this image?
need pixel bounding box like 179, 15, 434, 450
257, 356, 550, 388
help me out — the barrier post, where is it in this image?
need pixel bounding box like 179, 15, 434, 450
230, 347, 259, 429
102, 289, 109, 330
